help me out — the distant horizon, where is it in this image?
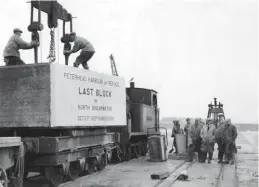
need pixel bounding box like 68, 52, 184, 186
160, 116, 258, 125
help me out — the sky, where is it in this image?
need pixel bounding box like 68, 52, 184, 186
0, 0, 257, 123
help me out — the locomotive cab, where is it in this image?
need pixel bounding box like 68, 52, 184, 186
126, 83, 159, 133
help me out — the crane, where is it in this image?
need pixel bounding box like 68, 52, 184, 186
28, 0, 74, 65
109, 54, 118, 76
207, 97, 225, 127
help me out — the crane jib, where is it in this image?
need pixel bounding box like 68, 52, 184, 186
31, 1, 72, 23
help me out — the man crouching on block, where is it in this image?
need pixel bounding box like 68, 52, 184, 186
64, 32, 95, 70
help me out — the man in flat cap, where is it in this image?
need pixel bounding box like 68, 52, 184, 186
64, 32, 95, 70
184, 118, 191, 135
187, 118, 203, 162
3, 28, 38, 66
169, 120, 184, 154
215, 113, 225, 163
200, 118, 216, 163
222, 119, 238, 164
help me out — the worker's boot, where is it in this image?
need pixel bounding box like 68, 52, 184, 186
218, 160, 223, 164
224, 160, 229, 164
82, 63, 89, 70
73, 63, 79, 68
169, 148, 174, 153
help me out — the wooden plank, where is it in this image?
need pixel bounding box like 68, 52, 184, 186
151, 172, 170, 180
157, 162, 192, 187
0, 64, 51, 128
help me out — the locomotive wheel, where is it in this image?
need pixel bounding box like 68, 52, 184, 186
67, 161, 80, 181
45, 166, 64, 187
87, 158, 97, 174
0, 166, 7, 187
97, 154, 107, 171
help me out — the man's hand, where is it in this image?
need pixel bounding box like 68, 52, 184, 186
64, 50, 71, 55
31, 41, 40, 47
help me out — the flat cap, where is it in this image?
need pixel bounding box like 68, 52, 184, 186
69, 32, 76, 36
13, 28, 23, 33
186, 118, 190, 121
195, 118, 200, 121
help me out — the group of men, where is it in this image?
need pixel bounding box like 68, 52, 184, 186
170, 114, 238, 164
3, 28, 95, 69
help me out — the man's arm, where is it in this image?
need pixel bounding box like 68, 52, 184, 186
16, 37, 34, 49
189, 126, 195, 139
200, 126, 205, 139
66, 41, 80, 54
232, 125, 238, 141
171, 128, 176, 138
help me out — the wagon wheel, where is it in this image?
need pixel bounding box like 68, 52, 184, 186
66, 161, 80, 181
87, 158, 97, 174
45, 166, 65, 187
97, 154, 107, 171
0, 166, 7, 187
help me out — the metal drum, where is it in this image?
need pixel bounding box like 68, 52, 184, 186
148, 135, 167, 162
175, 134, 186, 154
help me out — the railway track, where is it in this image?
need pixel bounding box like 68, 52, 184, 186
156, 160, 236, 187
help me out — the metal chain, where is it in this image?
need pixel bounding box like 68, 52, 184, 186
47, 28, 56, 63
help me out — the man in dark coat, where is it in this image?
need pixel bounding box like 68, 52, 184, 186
215, 113, 225, 163
187, 118, 203, 162
3, 28, 38, 65
222, 119, 238, 164
169, 120, 184, 154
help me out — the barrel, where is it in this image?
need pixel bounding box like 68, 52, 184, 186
175, 134, 186, 154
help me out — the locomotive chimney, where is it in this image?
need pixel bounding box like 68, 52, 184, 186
130, 82, 135, 88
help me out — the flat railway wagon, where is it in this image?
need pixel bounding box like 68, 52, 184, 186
0, 63, 160, 187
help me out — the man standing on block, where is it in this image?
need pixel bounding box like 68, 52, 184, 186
187, 118, 203, 162
200, 119, 216, 163
64, 32, 95, 70
223, 119, 238, 164
215, 113, 225, 163
3, 28, 38, 66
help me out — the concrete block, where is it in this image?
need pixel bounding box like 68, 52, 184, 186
0, 63, 126, 128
